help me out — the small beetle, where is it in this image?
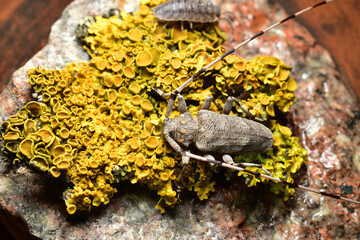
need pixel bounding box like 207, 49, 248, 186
152, 88, 274, 184
163, 96, 273, 156
154, 0, 360, 204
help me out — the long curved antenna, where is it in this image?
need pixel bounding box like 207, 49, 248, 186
164, 0, 335, 118
219, 14, 234, 34
184, 151, 360, 204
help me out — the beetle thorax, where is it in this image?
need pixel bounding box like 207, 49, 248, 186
163, 112, 198, 149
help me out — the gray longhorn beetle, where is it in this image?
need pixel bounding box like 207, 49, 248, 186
152, 0, 360, 204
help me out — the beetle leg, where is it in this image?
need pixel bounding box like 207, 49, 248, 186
204, 154, 216, 166
150, 87, 178, 118
223, 96, 251, 117
150, 86, 171, 99
184, 152, 360, 204
201, 96, 223, 111
223, 96, 265, 122
163, 130, 184, 154
236, 163, 272, 176
178, 155, 190, 182
222, 154, 235, 165
222, 154, 272, 176
176, 155, 190, 199
160, 21, 169, 32
184, 151, 222, 165
177, 94, 187, 114
176, 153, 216, 199
201, 96, 212, 110
162, 129, 190, 199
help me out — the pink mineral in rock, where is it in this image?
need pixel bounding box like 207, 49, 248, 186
0, 0, 359, 239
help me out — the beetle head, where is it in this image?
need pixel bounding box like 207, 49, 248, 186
163, 112, 198, 149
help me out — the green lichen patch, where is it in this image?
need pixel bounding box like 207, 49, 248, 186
1, 0, 307, 214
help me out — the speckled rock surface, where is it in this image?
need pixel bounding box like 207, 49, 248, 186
0, 0, 359, 239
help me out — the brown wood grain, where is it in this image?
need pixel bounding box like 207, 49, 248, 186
0, 0, 73, 93
276, 0, 360, 101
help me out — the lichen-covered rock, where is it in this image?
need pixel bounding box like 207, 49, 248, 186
0, 0, 359, 239
1, 1, 308, 215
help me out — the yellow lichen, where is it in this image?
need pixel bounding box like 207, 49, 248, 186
136, 51, 153, 67
170, 59, 182, 69
24, 119, 37, 135
25, 101, 42, 117
66, 203, 77, 215
30, 156, 49, 171
3, 132, 20, 141
53, 145, 66, 157
145, 136, 158, 149
128, 83, 141, 94
57, 160, 71, 170
50, 166, 61, 178
58, 128, 69, 139
140, 99, 154, 111
1, 1, 306, 215
37, 128, 54, 143
123, 66, 135, 79
113, 75, 123, 87
19, 139, 34, 159
128, 28, 143, 42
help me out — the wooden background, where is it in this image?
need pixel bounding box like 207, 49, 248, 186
0, 0, 73, 93
0, 0, 359, 239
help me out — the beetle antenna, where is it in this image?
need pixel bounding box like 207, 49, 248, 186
174, 0, 334, 95
219, 13, 234, 34
184, 151, 360, 204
